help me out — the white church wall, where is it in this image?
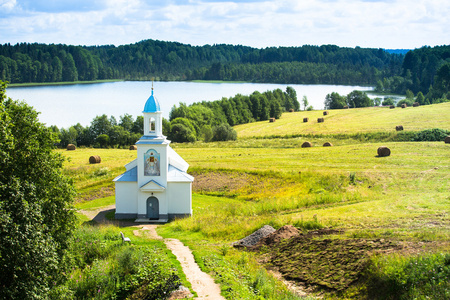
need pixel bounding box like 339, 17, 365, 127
115, 182, 138, 218
167, 182, 192, 216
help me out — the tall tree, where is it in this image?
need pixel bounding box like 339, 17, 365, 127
0, 81, 76, 299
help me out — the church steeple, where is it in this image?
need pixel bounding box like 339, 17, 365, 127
142, 84, 163, 138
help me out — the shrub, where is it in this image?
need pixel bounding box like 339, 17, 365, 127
212, 123, 237, 141
365, 253, 450, 300
396, 98, 414, 107
412, 128, 450, 142
382, 98, 395, 106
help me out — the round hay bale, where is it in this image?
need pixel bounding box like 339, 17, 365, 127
377, 146, 391, 157
67, 144, 76, 151
89, 155, 101, 164
129, 145, 137, 150
303, 117, 309, 123
389, 105, 395, 109
289, 108, 294, 112
401, 103, 407, 108
317, 117, 324, 123
323, 111, 329, 116
301, 141, 312, 148
269, 117, 275, 123
395, 125, 404, 131
323, 142, 333, 147
445, 136, 450, 144
413, 102, 420, 107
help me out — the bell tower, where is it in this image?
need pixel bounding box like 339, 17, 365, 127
142, 84, 164, 139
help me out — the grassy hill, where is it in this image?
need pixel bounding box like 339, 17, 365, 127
63, 102, 450, 299
235, 102, 450, 138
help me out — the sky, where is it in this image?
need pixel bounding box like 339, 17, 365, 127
0, 0, 448, 50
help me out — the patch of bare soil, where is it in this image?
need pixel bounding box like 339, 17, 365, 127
191, 171, 254, 193
265, 230, 401, 291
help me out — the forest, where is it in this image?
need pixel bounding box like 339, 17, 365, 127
1, 40, 448, 106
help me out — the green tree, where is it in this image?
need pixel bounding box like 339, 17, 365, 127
96, 134, 110, 148
212, 123, 237, 141
416, 92, 426, 105
169, 118, 197, 143
302, 95, 309, 111
347, 90, 373, 108
382, 98, 395, 106
286, 86, 299, 111
0, 81, 76, 299
324, 92, 346, 109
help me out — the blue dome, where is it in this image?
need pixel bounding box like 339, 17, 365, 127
143, 89, 161, 113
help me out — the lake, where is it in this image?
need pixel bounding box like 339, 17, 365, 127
6, 81, 376, 128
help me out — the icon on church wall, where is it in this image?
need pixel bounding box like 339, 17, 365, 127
144, 149, 160, 176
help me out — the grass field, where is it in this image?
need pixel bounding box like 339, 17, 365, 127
235, 102, 450, 137
64, 101, 450, 299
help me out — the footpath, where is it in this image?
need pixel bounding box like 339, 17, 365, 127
79, 208, 225, 300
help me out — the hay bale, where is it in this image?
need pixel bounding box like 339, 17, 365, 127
302, 141, 312, 148
395, 125, 404, 131
413, 102, 420, 107
389, 105, 395, 109
323, 142, 333, 147
303, 117, 309, 123
269, 118, 276, 123
343, 105, 349, 109
323, 111, 329, 116
289, 108, 294, 112
377, 146, 391, 157
89, 155, 101, 164
67, 144, 76, 151
445, 136, 450, 144
401, 103, 407, 108
317, 117, 324, 123
129, 145, 137, 150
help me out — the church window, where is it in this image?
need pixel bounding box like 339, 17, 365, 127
150, 117, 156, 132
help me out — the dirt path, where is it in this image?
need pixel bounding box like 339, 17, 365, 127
139, 225, 225, 300
78, 207, 225, 299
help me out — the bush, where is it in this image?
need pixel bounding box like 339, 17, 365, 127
212, 123, 237, 141
412, 128, 450, 141
396, 98, 414, 107
365, 253, 450, 300
382, 98, 395, 106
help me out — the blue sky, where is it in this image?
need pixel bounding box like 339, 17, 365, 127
0, 0, 448, 49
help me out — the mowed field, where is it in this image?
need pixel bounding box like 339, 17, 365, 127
235, 102, 450, 137
61, 102, 450, 299
62, 101, 450, 239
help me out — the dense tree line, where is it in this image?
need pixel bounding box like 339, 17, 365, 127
0, 40, 402, 85
166, 87, 298, 142
2, 40, 448, 105
53, 114, 143, 148
375, 45, 450, 103
54, 87, 298, 146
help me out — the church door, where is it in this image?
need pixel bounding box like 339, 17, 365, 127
146, 197, 159, 219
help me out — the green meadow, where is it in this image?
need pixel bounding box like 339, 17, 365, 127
64, 102, 450, 299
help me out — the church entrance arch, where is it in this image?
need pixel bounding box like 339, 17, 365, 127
146, 196, 159, 219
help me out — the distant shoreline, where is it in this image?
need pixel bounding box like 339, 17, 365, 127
7, 79, 124, 88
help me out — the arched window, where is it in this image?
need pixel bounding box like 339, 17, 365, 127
150, 117, 156, 132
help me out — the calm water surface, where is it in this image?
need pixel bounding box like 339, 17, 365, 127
6, 81, 374, 128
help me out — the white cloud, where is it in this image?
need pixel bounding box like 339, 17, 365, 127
0, 0, 448, 48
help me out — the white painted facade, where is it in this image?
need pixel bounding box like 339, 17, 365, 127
113, 88, 194, 222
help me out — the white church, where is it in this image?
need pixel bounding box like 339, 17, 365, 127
113, 87, 194, 222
